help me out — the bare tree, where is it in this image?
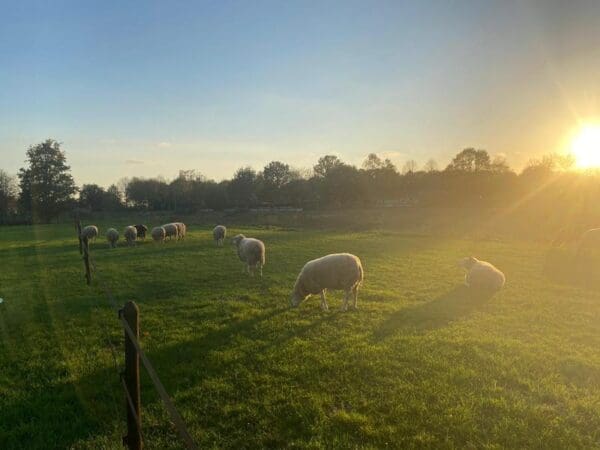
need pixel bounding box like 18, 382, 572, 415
402, 159, 418, 174
424, 158, 439, 172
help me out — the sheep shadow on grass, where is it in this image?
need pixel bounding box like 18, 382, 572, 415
374, 285, 495, 340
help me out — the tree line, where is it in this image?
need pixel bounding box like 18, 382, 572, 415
0, 138, 598, 224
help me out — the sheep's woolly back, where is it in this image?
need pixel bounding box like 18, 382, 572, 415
213, 225, 226, 240
462, 257, 505, 291
106, 228, 119, 243
162, 223, 179, 239
234, 236, 265, 266
174, 222, 186, 238
123, 226, 137, 242
151, 226, 166, 241
81, 225, 98, 239
293, 253, 363, 298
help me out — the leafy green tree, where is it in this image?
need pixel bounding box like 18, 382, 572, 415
18, 139, 77, 222
313, 155, 343, 178
79, 184, 107, 211
228, 167, 260, 207
0, 170, 18, 217
446, 148, 491, 172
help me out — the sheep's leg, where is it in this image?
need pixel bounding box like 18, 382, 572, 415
352, 286, 359, 309
320, 291, 329, 311
259, 264, 263, 277
342, 291, 349, 311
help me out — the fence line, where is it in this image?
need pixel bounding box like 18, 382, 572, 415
76, 220, 198, 449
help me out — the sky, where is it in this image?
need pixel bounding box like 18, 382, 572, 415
1, 0, 599, 187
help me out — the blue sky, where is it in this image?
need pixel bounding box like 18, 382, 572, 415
1, 0, 599, 186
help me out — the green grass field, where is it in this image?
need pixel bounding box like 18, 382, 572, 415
1, 223, 600, 449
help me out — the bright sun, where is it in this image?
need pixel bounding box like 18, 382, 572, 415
571, 125, 600, 168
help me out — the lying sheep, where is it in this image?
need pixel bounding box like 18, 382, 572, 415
162, 223, 179, 241
577, 228, 600, 256
134, 224, 148, 240
231, 234, 265, 276
151, 226, 166, 243
174, 222, 187, 240
106, 228, 119, 248
80, 225, 98, 241
123, 226, 138, 246
290, 253, 363, 311
213, 225, 226, 246
459, 257, 505, 292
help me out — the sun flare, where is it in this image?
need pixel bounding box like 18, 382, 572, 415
571, 125, 600, 168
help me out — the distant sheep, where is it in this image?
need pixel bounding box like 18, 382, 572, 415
162, 223, 179, 241
80, 225, 98, 241
123, 226, 138, 246
459, 257, 505, 292
174, 222, 187, 240
231, 234, 265, 276
290, 253, 363, 311
577, 228, 600, 256
134, 224, 148, 240
151, 226, 166, 243
213, 225, 226, 246
106, 228, 119, 248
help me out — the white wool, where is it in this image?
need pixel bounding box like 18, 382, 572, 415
290, 253, 363, 311
459, 257, 505, 291
162, 223, 179, 240
213, 225, 227, 245
151, 226, 166, 243
231, 234, 266, 276
80, 225, 98, 240
106, 228, 119, 248
123, 226, 137, 246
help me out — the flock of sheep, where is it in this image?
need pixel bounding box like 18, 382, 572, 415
79, 222, 507, 310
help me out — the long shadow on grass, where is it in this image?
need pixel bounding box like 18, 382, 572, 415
374, 285, 494, 339
543, 248, 600, 290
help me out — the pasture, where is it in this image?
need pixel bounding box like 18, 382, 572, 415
1, 222, 600, 449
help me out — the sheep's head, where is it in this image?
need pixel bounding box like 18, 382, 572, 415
289, 292, 305, 308
458, 256, 478, 270
231, 234, 245, 247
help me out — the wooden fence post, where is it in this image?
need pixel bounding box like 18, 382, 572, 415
121, 301, 142, 450
82, 237, 91, 285
76, 219, 83, 255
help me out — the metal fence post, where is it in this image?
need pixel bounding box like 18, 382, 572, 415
121, 301, 142, 450
76, 219, 83, 255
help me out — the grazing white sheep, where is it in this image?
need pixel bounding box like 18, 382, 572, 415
123, 226, 138, 246
577, 228, 600, 256
106, 228, 119, 248
213, 225, 226, 246
151, 226, 166, 243
459, 257, 505, 292
162, 223, 179, 241
290, 253, 363, 311
231, 234, 265, 276
80, 225, 98, 241
174, 222, 187, 240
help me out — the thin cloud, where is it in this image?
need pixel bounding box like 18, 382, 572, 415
125, 159, 144, 165
157, 141, 172, 148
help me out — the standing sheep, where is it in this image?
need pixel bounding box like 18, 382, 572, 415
290, 253, 363, 311
80, 225, 99, 242
151, 226, 166, 243
106, 228, 119, 248
123, 226, 138, 246
162, 223, 179, 241
213, 225, 226, 246
231, 234, 266, 277
459, 257, 505, 292
577, 228, 600, 256
174, 222, 187, 240
134, 224, 148, 240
